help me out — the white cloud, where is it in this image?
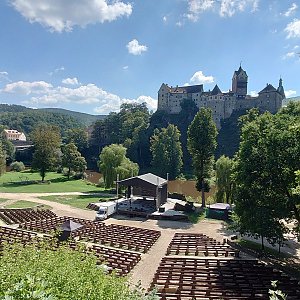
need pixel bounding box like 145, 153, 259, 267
283, 3, 298, 17
49, 66, 65, 76
163, 16, 167, 22
2, 81, 53, 95
1, 79, 156, 114
0, 71, 11, 82
122, 66, 129, 70
189, 71, 214, 85
126, 39, 148, 55
220, 0, 259, 17
250, 90, 258, 97
62, 77, 79, 85
282, 51, 296, 59
10, 0, 132, 32
285, 89, 297, 98
184, 0, 259, 21
285, 19, 300, 38
186, 0, 214, 22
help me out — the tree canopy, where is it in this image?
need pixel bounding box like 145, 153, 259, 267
62, 143, 87, 179
150, 124, 183, 180
99, 144, 139, 188
215, 155, 234, 204
31, 125, 62, 181
233, 103, 300, 247
0, 141, 6, 177
0, 242, 157, 300
187, 108, 218, 206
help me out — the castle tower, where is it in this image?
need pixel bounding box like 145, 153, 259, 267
277, 78, 286, 99
232, 65, 248, 97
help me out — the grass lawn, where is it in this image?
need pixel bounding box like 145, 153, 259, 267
39, 194, 112, 210
4, 200, 52, 210
237, 238, 292, 259
0, 198, 9, 204
187, 210, 206, 223
0, 170, 111, 193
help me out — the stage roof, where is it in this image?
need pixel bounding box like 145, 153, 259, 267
118, 173, 167, 188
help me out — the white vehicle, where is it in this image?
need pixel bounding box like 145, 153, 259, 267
95, 201, 117, 221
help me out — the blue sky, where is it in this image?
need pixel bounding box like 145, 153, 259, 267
0, 0, 299, 115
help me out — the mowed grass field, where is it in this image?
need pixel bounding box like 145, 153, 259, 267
0, 170, 110, 193
39, 194, 112, 210
4, 200, 52, 210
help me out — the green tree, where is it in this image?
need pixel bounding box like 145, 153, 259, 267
31, 125, 61, 181
65, 128, 88, 153
99, 144, 139, 188
0, 242, 156, 300
62, 143, 87, 180
187, 108, 218, 207
150, 124, 183, 180
233, 104, 300, 248
215, 155, 234, 203
0, 141, 6, 176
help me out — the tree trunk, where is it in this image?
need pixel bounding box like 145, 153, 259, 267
68, 167, 71, 180
201, 178, 205, 207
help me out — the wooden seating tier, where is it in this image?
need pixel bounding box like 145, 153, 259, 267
166, 233, 239, 257
19, 216, 100, 233
150, 257, 300, 299
75, 223, 161, 253
0, 226, 141, 276
0, 208, 56, 225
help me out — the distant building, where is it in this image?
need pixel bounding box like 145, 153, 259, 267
3, 129, 27, 141
157, 66, 285, 128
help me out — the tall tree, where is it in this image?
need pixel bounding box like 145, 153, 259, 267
31, 125, 61, 181
62, 143, 87, 180
65, 128, 88, 153
0, 141, 6, 177
187, 108, 218, 207
99, 144, 139, 188
233, 104, 300, 247
150, 124, 183, 180
215, 155, 234, 203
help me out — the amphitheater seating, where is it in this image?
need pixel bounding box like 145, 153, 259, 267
0, 208, 56, 225
75, 223, 161, 253
166, 233, 239, 257
150, 257, 300, 299
0, 226, 38, 247
0, 225, 141, 276
90, 244, 141, 276
19, 216, 100, 233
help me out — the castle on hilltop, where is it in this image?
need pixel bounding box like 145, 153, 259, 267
157, 66, 285, 128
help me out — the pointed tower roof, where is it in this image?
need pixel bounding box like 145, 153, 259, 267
233, 65, 248, 77
277, 78, 286, 99
211, 84, 222, 95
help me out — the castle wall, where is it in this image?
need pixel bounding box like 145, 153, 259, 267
157, 68, 284, 128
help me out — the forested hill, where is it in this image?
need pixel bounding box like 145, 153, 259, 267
40, 108, 106, 126
0, 104, 89, 136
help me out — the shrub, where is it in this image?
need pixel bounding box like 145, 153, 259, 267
0, 242, 155, 300
10, 161, 25, 172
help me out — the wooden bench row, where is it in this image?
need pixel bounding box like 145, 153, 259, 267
150, 257, 300, 300
0, 208, 56, 225
166, 233, 239, 257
